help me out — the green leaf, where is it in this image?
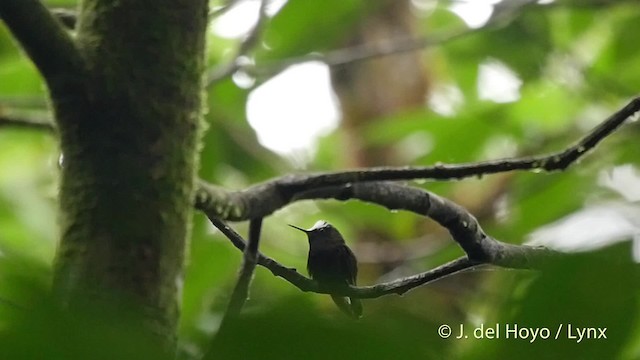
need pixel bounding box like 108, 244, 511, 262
461, 244, 639, 360
255, 0, 372, 63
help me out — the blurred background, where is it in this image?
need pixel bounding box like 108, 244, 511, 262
1, 0, 639, 359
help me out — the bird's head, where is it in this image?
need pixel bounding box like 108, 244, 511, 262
289, 220, 345, 246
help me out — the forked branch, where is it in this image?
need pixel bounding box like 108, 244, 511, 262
203, 180, 561, 299
194, 97, 640, 300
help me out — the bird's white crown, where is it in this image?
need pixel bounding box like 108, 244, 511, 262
309, 220, 329, 231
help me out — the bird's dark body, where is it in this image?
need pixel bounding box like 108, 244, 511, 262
290, 220, 363, 319
307, 244, 357, 287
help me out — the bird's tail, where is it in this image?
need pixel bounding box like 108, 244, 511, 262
350, 297, 363, 319
331, 295, 363, 319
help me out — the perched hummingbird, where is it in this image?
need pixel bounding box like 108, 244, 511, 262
289, 220, 363, 319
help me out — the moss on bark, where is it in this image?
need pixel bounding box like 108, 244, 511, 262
51, 0, 208, 343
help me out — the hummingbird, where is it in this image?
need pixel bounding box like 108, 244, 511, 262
289, 220, 363, 319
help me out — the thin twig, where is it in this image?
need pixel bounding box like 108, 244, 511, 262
2, 97, 638, 208
209, 0, 241, 19
0, 115, 55, 131
49, 8, 76, 29
195, 96, 640, 221
206, 0, 270, 86
220, 217, 263, 319
242, 0, 539, 78
249, 25, 478, 78
205, 215, 491, 298
209, 217, 311, 290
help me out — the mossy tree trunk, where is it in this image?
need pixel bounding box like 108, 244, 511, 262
46, 0, 208, 343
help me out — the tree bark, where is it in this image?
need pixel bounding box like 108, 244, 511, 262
50, 0, 208, 344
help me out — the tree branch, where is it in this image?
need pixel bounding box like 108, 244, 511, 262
231, 0, 629, 80
204, 214, 485, 298
295, 182, 556, 268
195, 96, 640, 221
248, 22, 478, 78
194, 97, 639, 300
243, 0, 538, 78
219, 217, 264, 319
209, 0, 241, 19
49, 8, 76, 29
0, 1, 85, 96
208, 217, 312, 290
244, 0, 628, 79
200, 180, 561, 299
3, 96, 636, 168
2, 96, 637, 211
0, 70, 634, 301
206, 0, 270, 86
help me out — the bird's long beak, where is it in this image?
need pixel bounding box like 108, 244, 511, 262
288, 224, 309, 233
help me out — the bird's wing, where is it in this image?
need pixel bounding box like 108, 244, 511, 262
308, 245, 358, 286
339, 245, 363, 318
338, 244, 358, 286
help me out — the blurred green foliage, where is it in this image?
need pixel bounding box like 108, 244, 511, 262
1, 0, 640, 359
